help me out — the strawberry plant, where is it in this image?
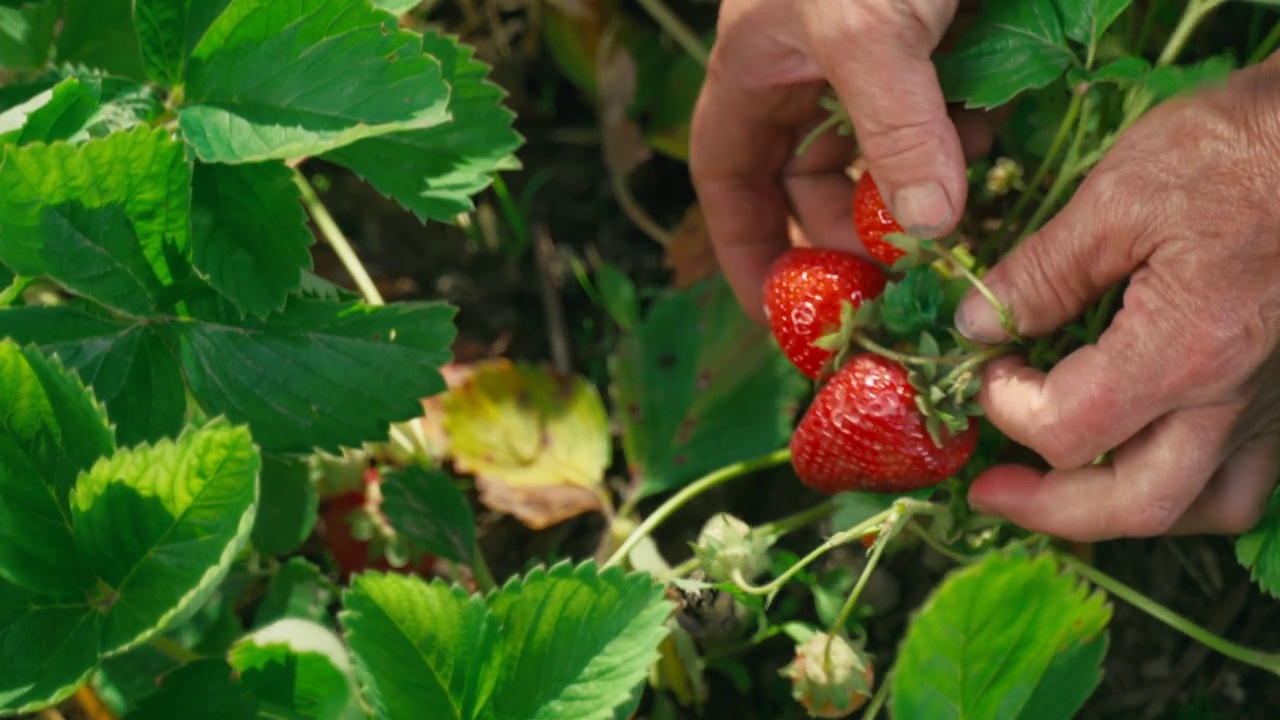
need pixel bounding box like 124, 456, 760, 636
6, 0, 1280, 718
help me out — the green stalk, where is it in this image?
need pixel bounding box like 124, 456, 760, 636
732, 509, 896, 598
1020, 96, 1095, 238
470, 544, 497, 593
829, 510, 903, 632
1157, 0, 1224, 67
1249, 16, 1280, 66
603, 449, 792, 569
1059, 552, 1280, 676
293, 171, 384, 306
759, 499, 838, 540
992, 93, 1082, 253
633, 0, 709, 66
150, 635, 201, 663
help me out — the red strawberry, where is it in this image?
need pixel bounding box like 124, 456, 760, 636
763, 248, 887, 379
790, 353, 978, 493
852, 173, 906, 266
321, 469, 436, 579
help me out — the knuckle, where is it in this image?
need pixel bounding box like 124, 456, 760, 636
1124, 494, 1185, 537
856, 116, 945, 166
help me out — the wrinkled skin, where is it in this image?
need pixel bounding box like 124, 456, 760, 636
958, 58, 1280, 540
690, 0, 1280, 539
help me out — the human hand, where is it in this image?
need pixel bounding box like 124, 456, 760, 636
689, 0, 995, 321
957, 59, 1280, 541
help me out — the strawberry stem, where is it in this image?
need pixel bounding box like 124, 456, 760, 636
603, 449, 793, 569
1058, 551, 1280, 677
923, 243, 1019, 340
830, 503, 914, 632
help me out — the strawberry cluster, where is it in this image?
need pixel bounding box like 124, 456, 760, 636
765, 173, 992, 495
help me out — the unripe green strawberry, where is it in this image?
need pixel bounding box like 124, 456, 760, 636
781, 632, 874, 718
692, 513, 772, 583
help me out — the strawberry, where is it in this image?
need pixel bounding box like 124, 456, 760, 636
852, 173, 906, 266
321, 468, 436, 579
782, 632, 874, 718
763, 248, 887, 379
790, 353, 978, 494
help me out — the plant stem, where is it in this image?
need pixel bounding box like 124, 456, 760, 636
830, 508, 909, 632
862, 669, 893, 720
993, 93, 1082, 253
293, 170, 384, 306
1249, 15, 1280, 65
759, 499, 837, 540
1058, 552, 1280, 676
1021, 97, 1095, 238
1157, 0, 1224, 67
150, 635, 201, 663
470, 544, 497, 593
732, 509, 895, 597
603, 449, 793, 569
632, 0, 709, 66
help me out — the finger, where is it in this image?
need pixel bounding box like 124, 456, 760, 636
1171, 439, 1280, 535
690, 73, 815, 320
801, 0, 965, 236
978, 288, 1187, 469
783, 117, 865, 257
954, 164, 1152, 343
968, 406, 1235, 541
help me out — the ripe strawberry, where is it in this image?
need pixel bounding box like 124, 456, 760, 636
321, 468, 436, 579
782, 632, 874, 718
790, 353, 978, 493
763, 248, 887, 379
853, 173, 906, 266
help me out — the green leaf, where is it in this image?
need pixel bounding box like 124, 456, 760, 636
55, 0, 147, 80
0, 298, 458, 455
252, 455, 319, 557
372, 0, 422, 14
72, 418, 261, 655
0, 0, 58, 70
611, 276, 806, 497
1142, 55, 1235, 101
879, 267, 946, 338
487, 561, 671, 720
126, 659, 260, 720
1014, 632, 1109, 720
1087, 56, 1151, 85
0, 340, 111, 596
342, 573, 501, 720
230, 618, 363, 720
176, 296, 456, 453
93, 644, 181, 717
255, 558, 336, 629
0, 311, 187, 447
0, 578, 99, 714
1237, 484, 1280, 597
830, 489, 934, 532
179, 0, 451, 163
325, 31, 520, 223
0, 125, 193, 306
190, 161, 315, 318
135, 0, 191, 87
1057, 0, 1132, 47
936, 0, 1077, 108
0, 77, 98, 145
381, 467, 477, 565
892, 550, 1111, 720
0, 72, 163, 143
343, 562, 672, 720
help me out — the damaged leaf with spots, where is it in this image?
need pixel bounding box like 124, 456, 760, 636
610, 275, 808, 497
439, 359, 612, 530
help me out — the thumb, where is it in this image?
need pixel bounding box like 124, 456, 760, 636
955, 173, 1146, 342
801, 0, 964, 236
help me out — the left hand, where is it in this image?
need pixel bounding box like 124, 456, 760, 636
955, 57, 1280, 541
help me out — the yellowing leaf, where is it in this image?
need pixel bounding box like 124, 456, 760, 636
440, 359, 611, 529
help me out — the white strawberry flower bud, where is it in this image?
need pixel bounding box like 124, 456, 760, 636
985, 157, 1023, 197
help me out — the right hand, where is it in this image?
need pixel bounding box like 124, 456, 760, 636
690, 0, 989, 320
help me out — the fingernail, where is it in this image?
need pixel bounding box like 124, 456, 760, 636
891, 182, 954, 237
954, 287, 1010, 344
